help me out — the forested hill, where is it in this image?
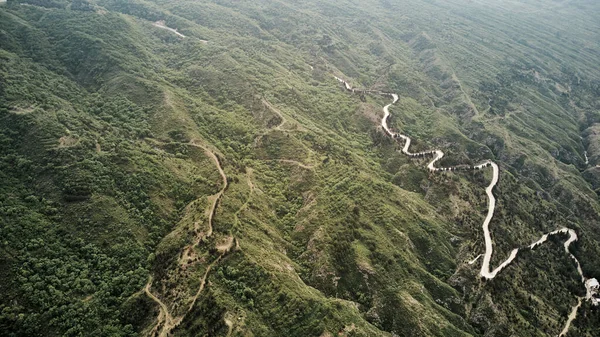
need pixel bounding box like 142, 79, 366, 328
1, 0, 599, 336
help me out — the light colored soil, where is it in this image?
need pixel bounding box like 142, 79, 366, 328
9, 106, 35, 115
276, 159, 315, 170
224, 318, 233, 337
216, 236, 234, 253
153, 20, 186, 38
338, 76, 592, 336
143, 139, 231, 337
58, 135, 79, 148
144, 277, 175, 337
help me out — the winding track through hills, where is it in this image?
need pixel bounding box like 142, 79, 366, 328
144, 277, 174, 337
335, 76, 592, 336
190, 140, 228, 239
153, 21, 186, 38
144, 140, 231, 337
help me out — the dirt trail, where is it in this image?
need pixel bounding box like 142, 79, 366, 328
560, 297, 582, 337
451, 72, 481, 116
178, 140, 228, 264
262, 99, 287, 130
144, 139, 231, 337
275, 159, 315, 170
171, 140, 230, 329
153, 20, 185, 38
254, 99, 288, 147
225, 318, 233, 337
216, 236, 235, 253
231, 170, 256, 236
189, 139, 228, 238
336, 76, 593, 336
184, 256, 222, 316
144, 277, 175, 337
149, 255, 225, 337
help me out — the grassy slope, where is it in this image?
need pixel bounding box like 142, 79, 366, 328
0, 0, 599, 336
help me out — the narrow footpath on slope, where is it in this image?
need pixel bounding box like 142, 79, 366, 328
144, 139, 233, 337
153, 20, 186, 38
144, 277, 174, 337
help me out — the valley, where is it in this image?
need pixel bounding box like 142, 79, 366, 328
0, 0, 599, 336
336, 76, 598, 336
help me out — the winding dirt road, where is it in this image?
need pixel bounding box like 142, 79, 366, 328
336, 76, 592, 336
144, 277, 174, 337
144, 139, 230, 337
254, 99, 288, 147
153, 21, 186, 38
561, 297, 582, 337
190, 140, 228, 238
275, 159, 315, 170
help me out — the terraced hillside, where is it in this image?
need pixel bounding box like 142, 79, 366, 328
0, 0, 599, 336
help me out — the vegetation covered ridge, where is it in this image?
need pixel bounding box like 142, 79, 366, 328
1, 0, 599, 335
334, 76, 597, 336
144, 139, 234, 337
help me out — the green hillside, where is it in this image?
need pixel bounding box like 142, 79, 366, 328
0, 0, 599, 336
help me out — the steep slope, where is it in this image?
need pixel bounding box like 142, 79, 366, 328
0, 0, 599, 336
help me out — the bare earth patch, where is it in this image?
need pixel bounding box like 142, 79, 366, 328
216, 236, 234, 253
58, 135, 79, 148
9, 106, 35, 115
